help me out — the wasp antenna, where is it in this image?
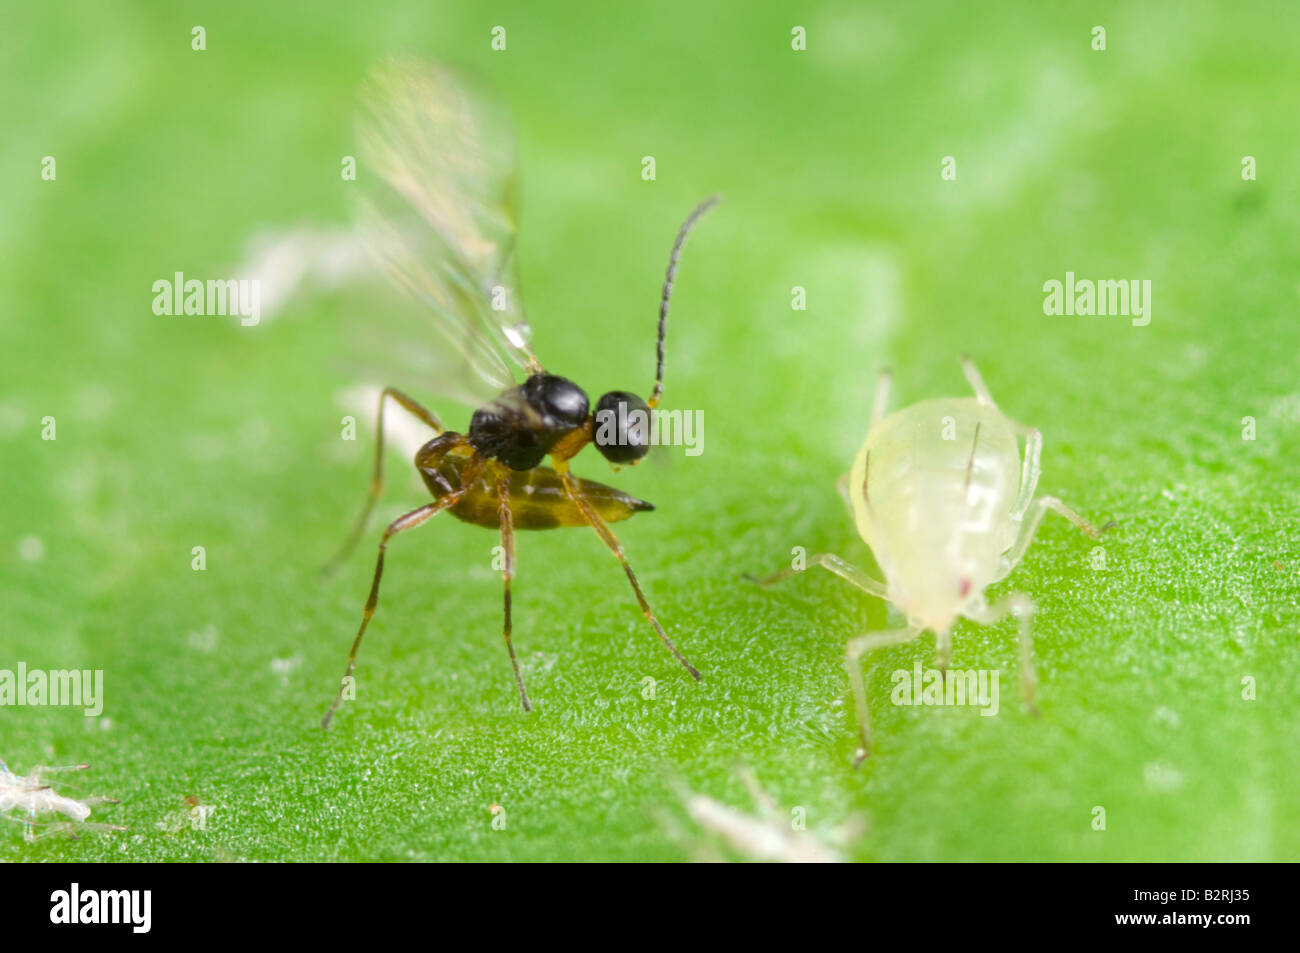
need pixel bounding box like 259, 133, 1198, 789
649, 195, 719, 409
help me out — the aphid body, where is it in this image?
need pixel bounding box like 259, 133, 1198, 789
850, 392, 1023, 635
757, 357, 1103, 762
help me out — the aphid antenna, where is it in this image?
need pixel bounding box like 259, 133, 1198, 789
649, 195, 720, 410
962, 421, 983, 493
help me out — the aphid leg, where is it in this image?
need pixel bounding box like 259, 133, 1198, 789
999, 494, 1101, 579
934, 629, 952, 674
322, 463, 479, 728
322, 387, 446, 576
750, 553, 887, 600
960, 354, 996, 405
965, 594, 1038, 714
869, 367, 892, 431
558, 470, 702, 681
835, 473, 853, 515
737, 766, 782, 824
77, 795, 118, 809
28, 763, 89, 786
55, 821, 127, 837
8, 816, 108, 841
1009, 427, 1043, 521
845, 623, 924, 763
496, 477, 532, 712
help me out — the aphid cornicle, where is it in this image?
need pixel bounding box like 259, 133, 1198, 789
321, 59, 717, 726
753, 357, 1104, 762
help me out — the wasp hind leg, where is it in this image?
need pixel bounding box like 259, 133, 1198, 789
322, 387, 446, 576
558, 469, 702, 681
322, 502, 443, 728
322, 452, 484, 729
497, 477, 532, 712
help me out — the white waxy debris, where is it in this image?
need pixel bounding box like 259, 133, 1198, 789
17, 535, 44, 562
271, 653, 305, 686
0, 760, 122, 840
678, 769, 848, 863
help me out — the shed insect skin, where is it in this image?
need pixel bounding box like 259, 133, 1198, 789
0, 760, 122, 840
752, 357, 1104, 763
675, 767, 849, 863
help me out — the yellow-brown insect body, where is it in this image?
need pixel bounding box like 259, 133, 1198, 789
417, 434, 653, 529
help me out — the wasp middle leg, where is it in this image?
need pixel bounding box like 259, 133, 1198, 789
497, 476, 532, 712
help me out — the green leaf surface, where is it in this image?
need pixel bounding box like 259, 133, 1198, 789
2, 0, 1296, 861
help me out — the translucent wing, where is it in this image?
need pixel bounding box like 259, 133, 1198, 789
355, 57, 540, 404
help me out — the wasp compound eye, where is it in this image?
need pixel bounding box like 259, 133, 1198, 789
594, 391, 652, 464
523, 373, 589, 429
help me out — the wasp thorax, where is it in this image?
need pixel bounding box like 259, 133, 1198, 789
594, 390, 652, 464
522, 373, 589, 429
469, 373, 590, 471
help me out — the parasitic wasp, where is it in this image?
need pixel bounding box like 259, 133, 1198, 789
322, 60, 717, 727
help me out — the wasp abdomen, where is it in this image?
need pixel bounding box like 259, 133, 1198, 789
417, 435, 651, 530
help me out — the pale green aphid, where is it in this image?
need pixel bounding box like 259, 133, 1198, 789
757, 357, 1102, 762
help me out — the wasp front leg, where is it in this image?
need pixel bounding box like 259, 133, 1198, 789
558, 468, 701, 681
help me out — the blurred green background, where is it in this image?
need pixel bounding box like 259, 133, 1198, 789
2, 0, 1297, 861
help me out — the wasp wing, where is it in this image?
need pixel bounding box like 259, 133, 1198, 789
354, 58, 539, 405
